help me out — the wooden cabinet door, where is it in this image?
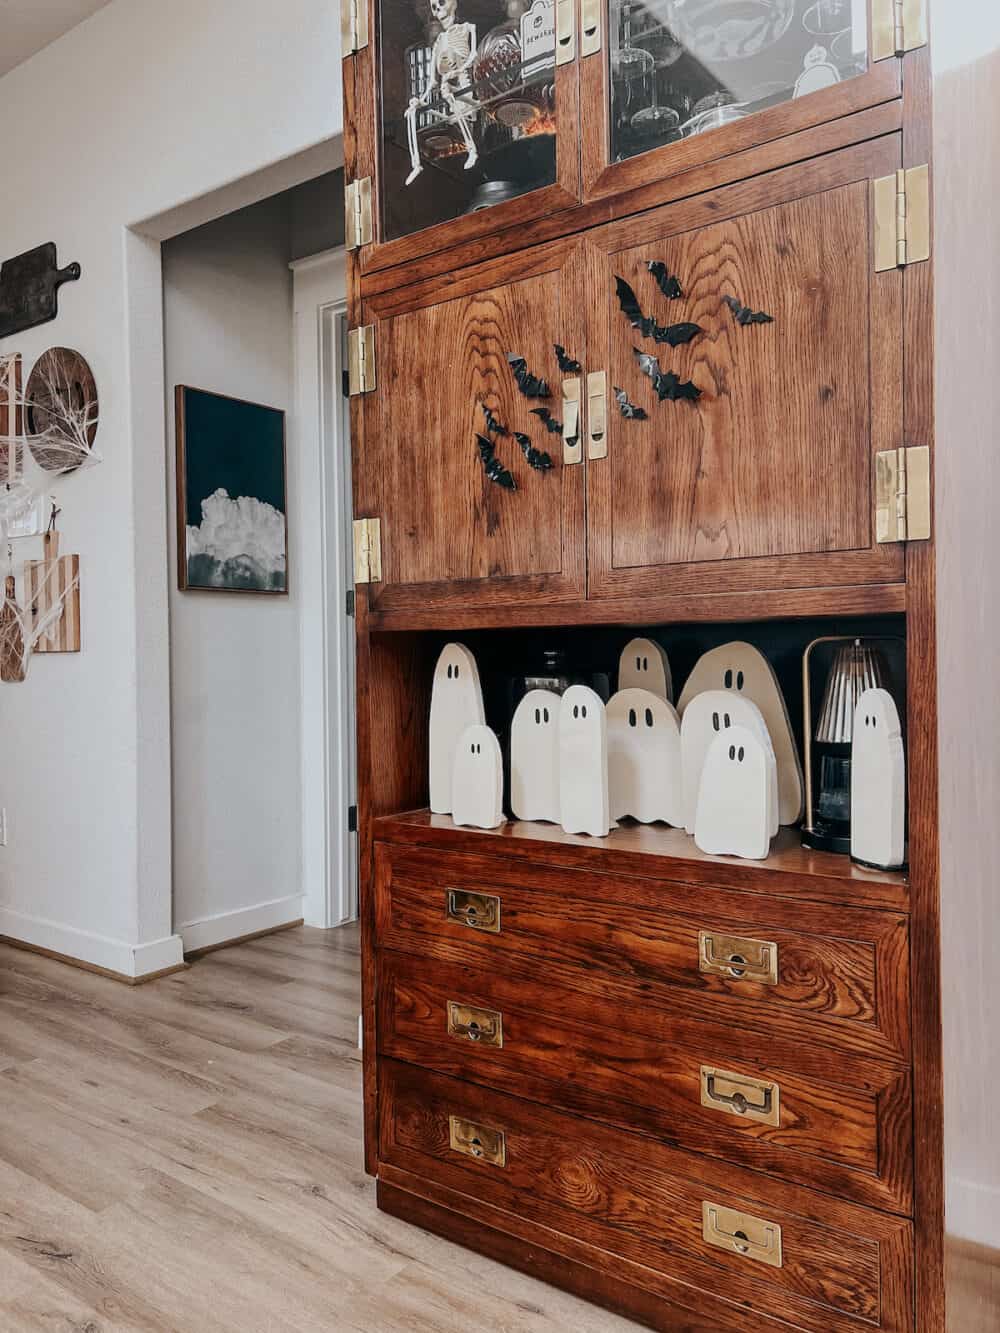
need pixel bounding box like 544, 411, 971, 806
357, 240, 587, 613
584, 136, 905, 601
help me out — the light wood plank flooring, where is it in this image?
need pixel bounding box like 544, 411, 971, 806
0, 925, 642, 1333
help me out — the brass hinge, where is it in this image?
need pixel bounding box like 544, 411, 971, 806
340, 0, 368, 54
875, 446, 931, 543
872, 0, 927, 60
873, 164, 930, 271
353, 517, 382, 584
347, 325, 376, 395
345, 177, 373, 251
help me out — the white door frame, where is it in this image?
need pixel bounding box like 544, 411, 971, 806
292, 247, 357, 928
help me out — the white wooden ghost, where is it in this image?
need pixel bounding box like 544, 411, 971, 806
559, 685, 613, 837
677, 642, 803, 825
851, 688, 906, 869
429, 643, 486, 815
694, 725, 774, 861
510, 689, 560, 822
606, 689, 682, 826
618, 637, 673, 703
681, 691, 779, 837
451, 725, 505, 830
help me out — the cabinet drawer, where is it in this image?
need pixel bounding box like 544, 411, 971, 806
375, 843, 910, 1064
379, 1059, 914, 1333
378, 951, 912, 1214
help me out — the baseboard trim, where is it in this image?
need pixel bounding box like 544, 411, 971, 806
185, 918, 304, 960
0, 906, 185, 982
178, 895, 305, 957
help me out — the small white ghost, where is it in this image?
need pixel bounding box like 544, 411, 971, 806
681, 691, 779, 837
429, 643, 485, 815
451, 725, 505, 830
607, 688, 682, 826
694, 725, 774, 861
618, 637, 673, 703
677, 641, 803, 825
851, 688, 906, 869
559, 685, 613, 837
510, 689, 560, 822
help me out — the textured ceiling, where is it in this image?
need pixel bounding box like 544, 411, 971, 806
0, 0, 114, 78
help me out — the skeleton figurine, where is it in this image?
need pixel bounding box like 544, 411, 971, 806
405, 0, 479, 185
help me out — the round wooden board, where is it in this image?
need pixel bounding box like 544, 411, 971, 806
26, 347, 99, 474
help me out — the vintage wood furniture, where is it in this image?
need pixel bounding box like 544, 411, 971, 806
341, 1, 950, 1327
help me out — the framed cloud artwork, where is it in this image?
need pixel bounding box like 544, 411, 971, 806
175, 386, 288, 595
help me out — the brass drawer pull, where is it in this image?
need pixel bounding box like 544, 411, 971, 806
447, 1001, 503, 1048
701, 1066, 780, 1127
703, 1202, 783, 1269
446, 889, 501, 934
449, 1115, 506, 1167
699, 930, 778, 986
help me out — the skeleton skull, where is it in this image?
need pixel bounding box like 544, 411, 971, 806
429, 0, 458, 25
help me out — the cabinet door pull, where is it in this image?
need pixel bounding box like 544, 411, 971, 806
587, 370, 608, 459
555, 0, 576, 64
447, 1001, 504, 1048
580, 0, 602, 55
699, 930, 778, 985
446, 889, 501, 934
700, 1066, 780, 1126
562, 377, 582, 464
703, 1202, 783, 1268
449, 1116, 507, 1166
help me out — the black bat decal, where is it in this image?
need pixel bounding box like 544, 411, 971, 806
553, 344, 582, 374
615, 276, 702, 347
480, 403, 509, 436
476, 434, 517, 490
507, 354, 551, 399
647, 261, 683, 300
531, 407, 564, 435
513, 432, 553, 471
613, 386, 648, 420
723, 295, 774, 326
633, 348, 701, 403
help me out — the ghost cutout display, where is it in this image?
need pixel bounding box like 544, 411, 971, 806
851, 688, 906, 870
510, 689, 560, 823
558, 685, 613, 838
618, 637, 673, 703
694, 725, 774, 861
429, 643, 486, 815
681, 691, 779, 838
677, 641, 803, 825
606, 689, 682, 826
451, 725, 505, 830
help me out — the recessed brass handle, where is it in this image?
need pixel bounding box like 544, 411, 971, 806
447, 1001, 503, 1048
446, 889, 501, 934
555, 0, 576, 64
449, 1115, 507, 1167
699, 930, 778, 986
703, 1202, 783, 1268
563, 378, 582, 465
701, 1066, 780, 1127
587, 371, 608, 459
580, 0, 602, 55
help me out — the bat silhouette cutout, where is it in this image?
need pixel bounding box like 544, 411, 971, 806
480, 403, 509, 436
514, 432, 553, 471
723, 295, 774, 326
647, 261, 683, 300
476, 434, 517, 490
633, 348, 701, 403
507, 354, 552, 399
613, 386, 649, 420
553, 344, 582, 374
531, 407, 564, 436
615, 277, 702, 347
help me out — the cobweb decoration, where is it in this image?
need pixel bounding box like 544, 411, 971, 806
0, 557, 80, 683
0, 354, 24, 483
22, 347, 102, 476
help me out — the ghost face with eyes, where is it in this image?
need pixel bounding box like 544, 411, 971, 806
618, 638, 673, 704
851, 687, 905, 869
558, 685, 613, 837
694, 724, 773, 861
511, 689, 560, 823
607, 688, 682, 826
451, 725, 505, 830
429, 643, 485, 815
680, 690, 778, 837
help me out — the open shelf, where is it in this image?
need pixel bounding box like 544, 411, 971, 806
374, 809, 910, 911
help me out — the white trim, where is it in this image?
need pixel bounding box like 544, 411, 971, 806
0, 906, 184, 980
177, 895, 305, 954
289, 246, 346, 274
947, 1173, 1000, 1248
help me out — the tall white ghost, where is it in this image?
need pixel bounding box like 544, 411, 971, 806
618, 638, 673, 703
510, 689, 560, 822
851, 688, 906, 869
678, 641, 803, 825
429, 643, 486, 815
451, 725, 505, 830
559, 685, 613, 837
694, 725, 774, 861
607, 688, 682, 826
680, 691, 779, 837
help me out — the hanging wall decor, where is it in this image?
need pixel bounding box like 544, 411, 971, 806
0, 353, 23, 482
723, 295, 775, 327
24, 348, 100, 474
633, 349, 701, 402
480, 403, 509, 436
615, 277, 702, 347
647, 262, 683, 300
513, 432, 552, 472
0, 243, 81, 340
558, 684, 613, 838
554, 345, 581, 374
681, 690, 778, 837
510, 689, 560, 823
851, 688, 906, 870
476, 434, 517, 489
0, 575, 26, 683
24, 527, 81, 655
530, 407, 563, 435
606, 688, 683, 826
429, 642, 486, 815
613, 387, 648, 420
694, 725, 776, 861
451, 725, 506, 830
618, 637, 672, 702
507, 354, 551, 399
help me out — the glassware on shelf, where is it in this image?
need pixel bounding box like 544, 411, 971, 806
631, 82, 682, 141
664, 0, 797, 64
801, 0, 851, 36
681, 90, 747, 136
612, 1, 656, 117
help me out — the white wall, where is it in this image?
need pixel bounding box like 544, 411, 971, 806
0, 0, 340, 976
